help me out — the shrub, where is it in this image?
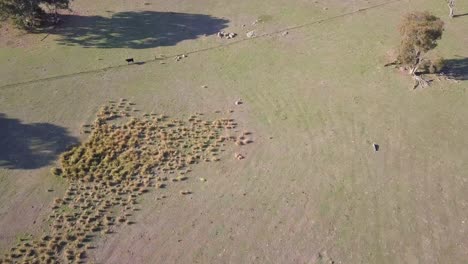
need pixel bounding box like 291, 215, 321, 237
397, 12, 444, 75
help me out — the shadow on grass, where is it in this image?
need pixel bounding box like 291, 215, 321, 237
453, 13, 468, 18
0, 114, 78, 169
441, 57, 468, 81
40, 11, 229, 49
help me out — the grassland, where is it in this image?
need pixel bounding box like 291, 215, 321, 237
0, 0, 467, 263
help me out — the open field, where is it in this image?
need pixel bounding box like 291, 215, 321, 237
0, 0, 467, 263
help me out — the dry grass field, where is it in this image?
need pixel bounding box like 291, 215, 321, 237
0, 0, 467, 263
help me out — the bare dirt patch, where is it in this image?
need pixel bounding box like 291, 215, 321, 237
0, 24, 39, 48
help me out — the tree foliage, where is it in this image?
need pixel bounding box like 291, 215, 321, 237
0, 0, 42, 28
43, 0, 72, 14
397, 12, 444, 74
0, 0, 71, 29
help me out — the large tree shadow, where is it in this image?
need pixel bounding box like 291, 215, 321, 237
43, 11, 229, 49
0, 114, 78, 169
441, 57, 468, 81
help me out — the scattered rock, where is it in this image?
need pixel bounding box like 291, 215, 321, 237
235, 100, 243, 105
252, 19, 262, 25
246, 30, 256, 38
281, 31, 289, 36
373, 143, 379, 152
235, 153, 245, 160
175, 54, 187, 61
201, 85, 208, 88
199, 178, 207, 182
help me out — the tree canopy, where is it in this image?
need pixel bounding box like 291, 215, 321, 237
398, 12, 444, 73
0, 0, 71, 29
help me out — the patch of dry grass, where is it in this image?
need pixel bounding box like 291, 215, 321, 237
0, 100, 250, 263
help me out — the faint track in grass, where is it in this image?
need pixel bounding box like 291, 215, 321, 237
0, 0, 402, 90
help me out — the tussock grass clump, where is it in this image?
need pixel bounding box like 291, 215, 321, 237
51, 167, 62, 176
176, 176, 188, 181
0, 100, 251, 263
